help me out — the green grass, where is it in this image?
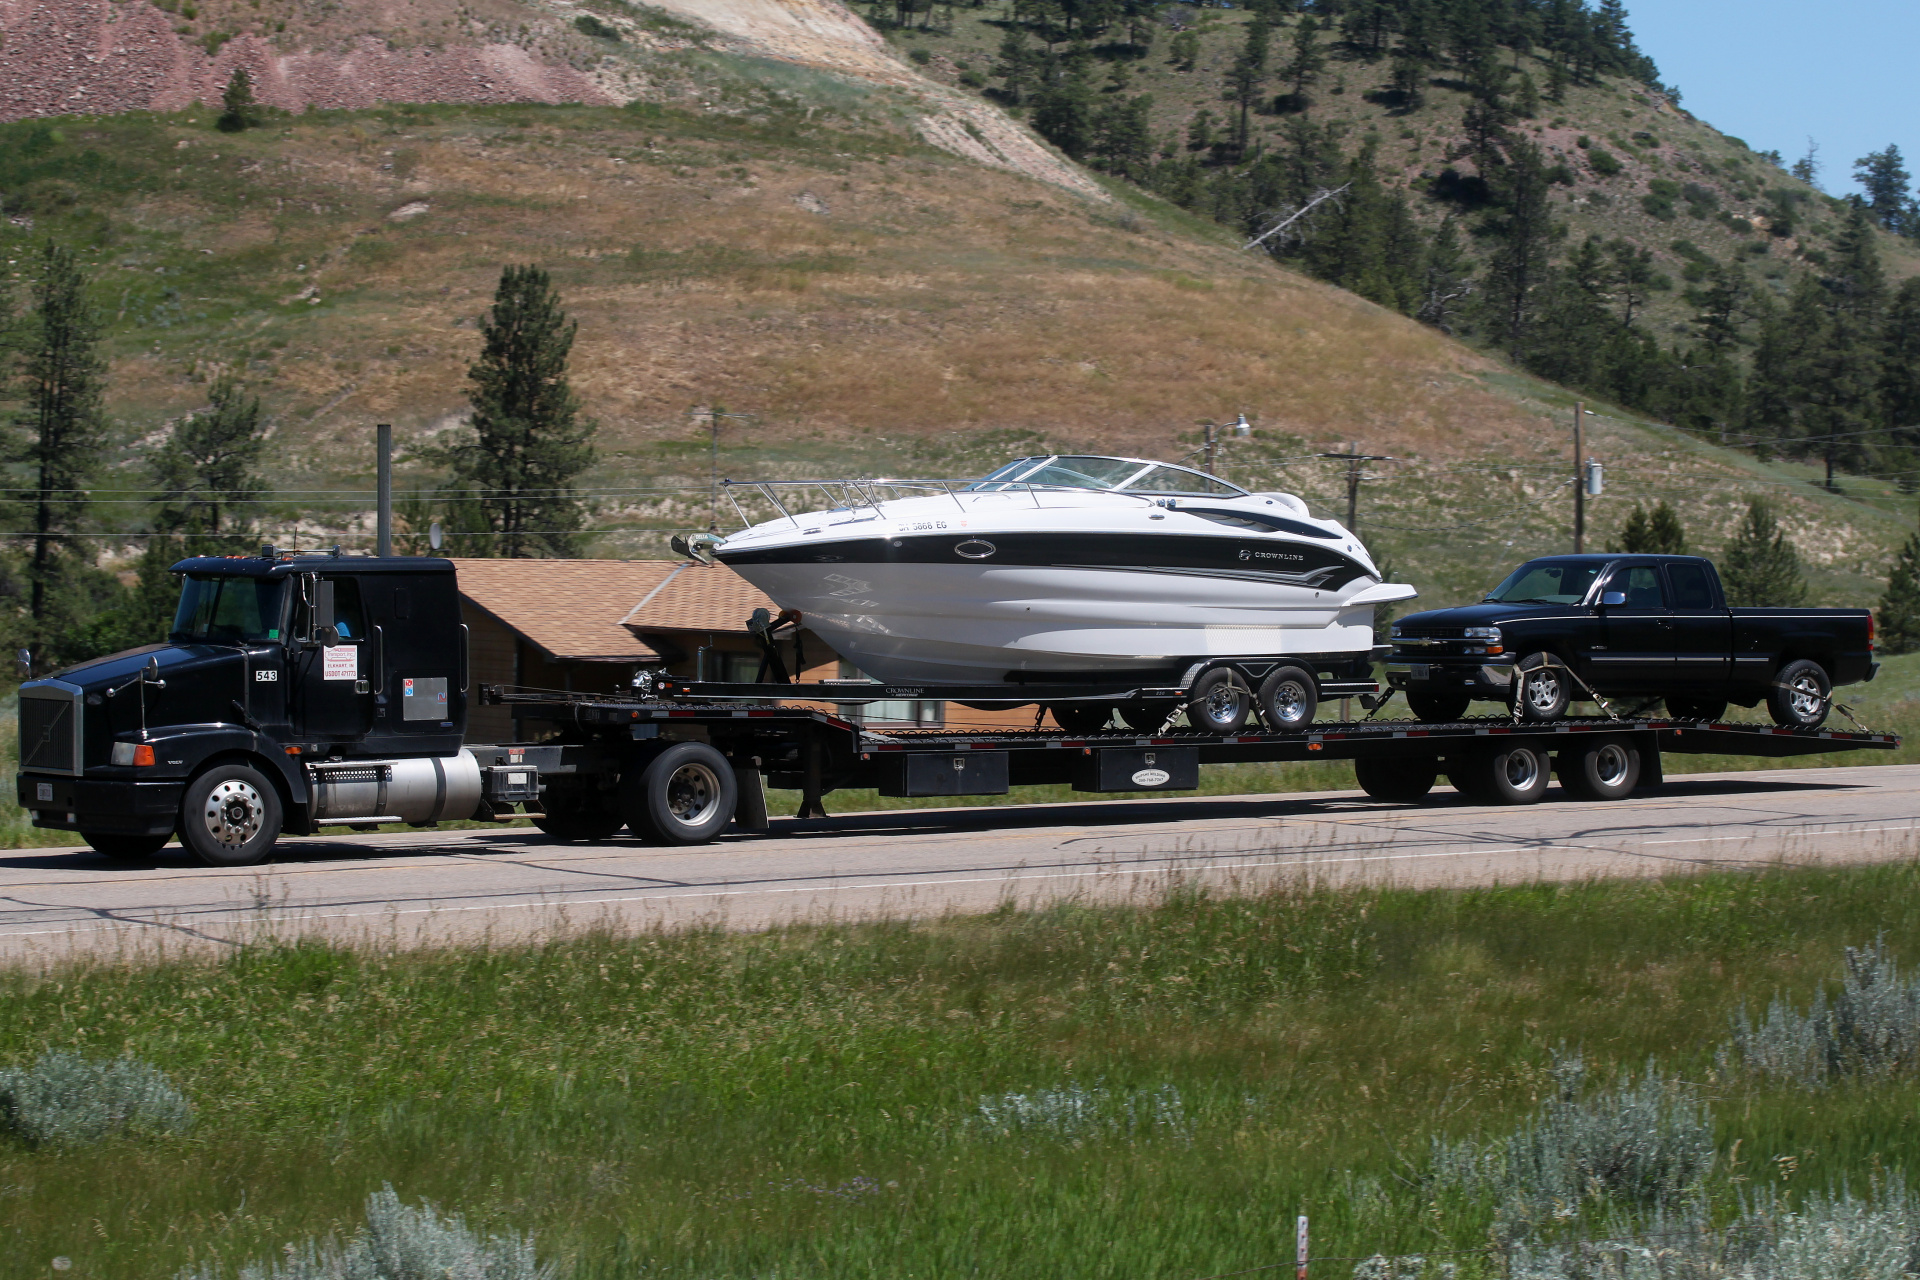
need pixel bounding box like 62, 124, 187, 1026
11, 861, 1920, 1276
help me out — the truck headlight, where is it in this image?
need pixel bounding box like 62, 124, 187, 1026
110, 741, 155, 767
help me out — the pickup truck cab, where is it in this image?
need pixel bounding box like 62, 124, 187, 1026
1382, 554, 1876, 727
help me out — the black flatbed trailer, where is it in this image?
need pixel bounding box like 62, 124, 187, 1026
485, 687, 1901, 841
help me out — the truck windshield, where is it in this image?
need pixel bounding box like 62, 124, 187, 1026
1485, 561, 1605, 605
171, 575, 287, 644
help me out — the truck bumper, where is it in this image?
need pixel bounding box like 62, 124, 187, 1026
17, 773, 183, 836
1384, 660, 1516, 698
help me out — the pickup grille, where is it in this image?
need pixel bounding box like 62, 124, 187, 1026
20, 689, 81, 775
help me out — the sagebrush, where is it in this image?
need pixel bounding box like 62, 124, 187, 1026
0, 1050, 193, 1146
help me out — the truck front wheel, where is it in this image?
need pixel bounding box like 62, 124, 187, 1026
1768, 660, 1831, 728
180, 764, 283, 867
626, 742, 738, 846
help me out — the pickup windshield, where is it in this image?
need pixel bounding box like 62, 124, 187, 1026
171, 575, 287, 645
1485, 560, 1605, 605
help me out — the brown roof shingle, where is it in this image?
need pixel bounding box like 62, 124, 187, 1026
451, 559, 780, 659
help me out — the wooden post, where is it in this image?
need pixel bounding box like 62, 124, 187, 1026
375, 424, 392, 557
1296, 1215, 1309, 1280
1573, 402, 1585, 554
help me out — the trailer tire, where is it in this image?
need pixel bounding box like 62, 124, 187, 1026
1767, 659, 1831, 729
1185, 669, 1251, 733
531, 778, 626, 842
1118, 702, 1179, 733
1354, 756, 1437, 802
1049, 703, 1114, 734
180, 763, 283, 867
626, 742, 738, 846
1665, 694, 1728, 721
1257, 666, 1318, 732
1558, 738, 1640, 801
84, 832, 170, 860
1464, 744, 1551, 804
1408, 691, 1473, 722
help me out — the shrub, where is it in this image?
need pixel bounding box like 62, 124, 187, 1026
973, 1082, 1189, 1142
909, 47, 933, 65
1729, 939, 1920, 1086
183, 1185, 556, 1280
959, 70, 987, 88
573, 14, 620, 40
1641, 193, 1675, 220
0, 1051, 194, 1146
1586, 148, 1621, 177
1430, 1052, 1713, 1216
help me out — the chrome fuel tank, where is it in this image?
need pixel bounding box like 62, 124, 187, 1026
307, 751, 483, 825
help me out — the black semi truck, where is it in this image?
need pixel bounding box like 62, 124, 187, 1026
14, 550, 1900, 867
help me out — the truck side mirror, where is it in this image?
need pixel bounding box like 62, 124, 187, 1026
311, 578, 336, 646
1600, 591, 1627, 606
316, 624, 342, 648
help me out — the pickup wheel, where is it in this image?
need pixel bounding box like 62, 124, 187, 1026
1407, 691, 1472, 723
1558, 738, 1640, 801
180, 764, 283, 867
1513, 653, 1571, 721
1354, 756, 1437, 802
84, 832, 171, 860
1665, 695, 1728, 722
1768, 660, 1832, 729
1184, 669, 1251, 733
1257, 666, 1319, 732
1049, 703, 1114, 734
625, 742, 738, 846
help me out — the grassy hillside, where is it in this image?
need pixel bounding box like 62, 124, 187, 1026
2, 82, 1912, 613
10, 863, 1920, 1276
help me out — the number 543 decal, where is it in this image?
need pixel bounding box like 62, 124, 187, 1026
254, 669, 279, 681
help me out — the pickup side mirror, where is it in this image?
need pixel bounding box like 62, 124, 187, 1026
15, 648, 29, 680
1600, 591, 1627, 606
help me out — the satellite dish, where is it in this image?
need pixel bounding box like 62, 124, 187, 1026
429, 521, 443, 551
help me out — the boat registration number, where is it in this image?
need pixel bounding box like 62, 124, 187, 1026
1408, 664, 1429, 680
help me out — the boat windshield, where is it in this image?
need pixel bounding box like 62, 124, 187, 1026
1485, 560, 1606, 605
171, 575, 288, 645
965, 456, 1245, 496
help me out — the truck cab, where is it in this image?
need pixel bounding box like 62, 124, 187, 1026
16, 549, 481, 865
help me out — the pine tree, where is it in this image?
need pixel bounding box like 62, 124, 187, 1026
1282, 14, 1325, 103
1612, 501, 1685, 553
1720, 498, 1807, 607
11, 241, 109, 653
1803, 203, 1887, 486
1224, 16, 1271, 152
443, 264, 597, 558
1387, 56, 1425, 110
1416, 215, 1472, 332
217, 67, 257, 133
1853, 145, 1912, 231
1879, 532, 1920, 655
153, 374, 270, 538
1884, 278, 1920, 441
1481, 141, 1561, 353
1031, 64, 1096, 159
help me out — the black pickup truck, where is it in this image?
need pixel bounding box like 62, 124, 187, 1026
1382, 554, 1877, 726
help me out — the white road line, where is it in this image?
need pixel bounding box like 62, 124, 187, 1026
1642, 823, 1920, 846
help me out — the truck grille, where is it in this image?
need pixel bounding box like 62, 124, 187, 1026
20, 689, 81, 775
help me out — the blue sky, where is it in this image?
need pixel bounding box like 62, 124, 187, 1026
1624, 0, 1917, 197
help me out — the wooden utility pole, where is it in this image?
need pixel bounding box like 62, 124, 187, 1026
1318, 443, 1395, 530
376, 423, 393, 557
1572, 401, 1585, 553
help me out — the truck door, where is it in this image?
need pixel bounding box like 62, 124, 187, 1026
1593, 563, 1674, 688
289, 575, 375, 743
1663, 561, 1730, 683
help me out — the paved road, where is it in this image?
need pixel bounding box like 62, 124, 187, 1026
3, 764, 1917, 963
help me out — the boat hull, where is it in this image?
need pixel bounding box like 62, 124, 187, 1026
719, 529, 1388, 683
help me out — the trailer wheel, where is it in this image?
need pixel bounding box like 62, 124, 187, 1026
1665, 695, 1727, 722
1513, 654, 1571, 721
83, 832, 171, 860
1408, 691, 1472, 723
1049, 703, 1114, 734
1558, 738, 1640, 801
531, 778, 625, 842
1118, 702, 1179, 733
627, 742, 738, 846
180, 763, 282, 867
1185, 669, 1251, 732
1767, 660, 1831, 729
1257, 666, 1318, 732
1354, 756, 1437, 802
1462, 744, 1551, 804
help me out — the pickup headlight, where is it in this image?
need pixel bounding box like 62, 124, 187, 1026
1389, 625, 1403, 639
1463, 627, 1502, 642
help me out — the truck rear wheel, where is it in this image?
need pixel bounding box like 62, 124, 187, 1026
1558, 738, 1640, 801
1257, 666, 1318, 732
626, 742, 738, 846
180, 764, 283, 867
1354, 756, 1437, 802
1767, 660, 1831, 729
1452, 745, 1549, 804
84, 832, 171, 860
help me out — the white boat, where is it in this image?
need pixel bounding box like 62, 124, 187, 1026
699, 454, 1417, 686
